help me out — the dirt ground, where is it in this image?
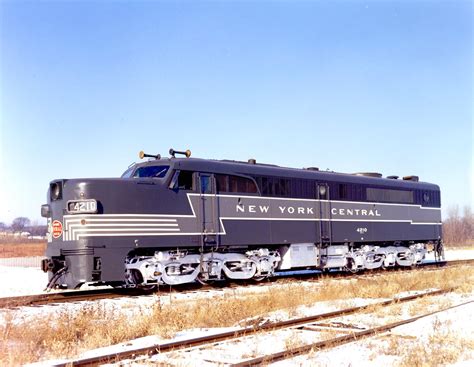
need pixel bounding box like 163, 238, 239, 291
0, 241, 46, 258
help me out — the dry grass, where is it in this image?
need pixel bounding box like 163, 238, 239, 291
367, 293, 456, 322
1, 266, 473, 365
283, 331, 305, 351
406, 296, 454, 317
380, 318, 474, 366
444, 244, 474, 250
0, 242, 46, 258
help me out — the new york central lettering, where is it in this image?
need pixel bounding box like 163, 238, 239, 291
236, 204, 314, 215
331, 208, 381, 217
235, 203, 381, 217
279, 206, 314, 215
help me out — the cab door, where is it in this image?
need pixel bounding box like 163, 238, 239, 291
198, 173, 219, 246
317, 183, 332, 246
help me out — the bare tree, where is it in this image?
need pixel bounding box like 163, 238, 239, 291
443, 205, 474, 246
11, 217, 31, 233
462, 206, 474, 243
27, 221, 48, 236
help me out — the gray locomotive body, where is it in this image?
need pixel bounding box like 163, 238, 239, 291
41, 152, 442, 289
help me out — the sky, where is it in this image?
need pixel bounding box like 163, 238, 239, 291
0, 0, 472, 225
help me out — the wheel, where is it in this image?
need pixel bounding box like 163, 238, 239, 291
140, 284, 158, 292
196, 273, 208, 285
345, 259, 358, 273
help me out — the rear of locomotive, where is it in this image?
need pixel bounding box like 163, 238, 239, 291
334, 179, 445, 271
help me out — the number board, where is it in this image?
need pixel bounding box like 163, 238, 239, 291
67, 199, 98, 214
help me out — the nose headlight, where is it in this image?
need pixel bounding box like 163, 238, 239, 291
41, 204, 51, 218
50, 182, 62, 201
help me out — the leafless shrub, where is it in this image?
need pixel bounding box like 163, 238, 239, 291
10, 217, 30, 233
443, 205, 474, 247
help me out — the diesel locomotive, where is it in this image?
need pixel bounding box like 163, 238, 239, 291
41, 149, 443, 289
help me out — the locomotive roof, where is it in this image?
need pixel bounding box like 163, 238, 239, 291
134, 157, 439, 191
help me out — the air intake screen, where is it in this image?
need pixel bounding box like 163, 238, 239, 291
366, 188, 414, 204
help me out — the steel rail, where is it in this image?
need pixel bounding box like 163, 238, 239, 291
0, 288, 147, 308
231, 300, 474, 366
55, 287, 456, 366
0, 258, 472, 309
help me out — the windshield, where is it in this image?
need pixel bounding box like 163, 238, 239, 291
121, 165, 136, 178
133, 165, 170, 178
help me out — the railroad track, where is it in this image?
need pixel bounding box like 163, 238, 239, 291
52, 287, 468, 366
0, 288, 148, 308
232, 299, 473, 366
1, 258, 472, 309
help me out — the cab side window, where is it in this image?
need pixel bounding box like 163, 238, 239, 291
178, 171, 194, 190
215, 174, 258, 194
200, 175, 212, 194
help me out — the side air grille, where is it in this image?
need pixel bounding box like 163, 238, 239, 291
61, 248, 94, 256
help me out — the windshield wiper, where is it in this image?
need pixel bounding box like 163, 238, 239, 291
154, 168, 167, 177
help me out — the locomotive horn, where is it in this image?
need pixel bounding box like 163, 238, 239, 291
169, 148, 191, 158
139, 151, 161, 160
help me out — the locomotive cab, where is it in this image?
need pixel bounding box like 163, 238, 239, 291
40, 153, 182, 289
